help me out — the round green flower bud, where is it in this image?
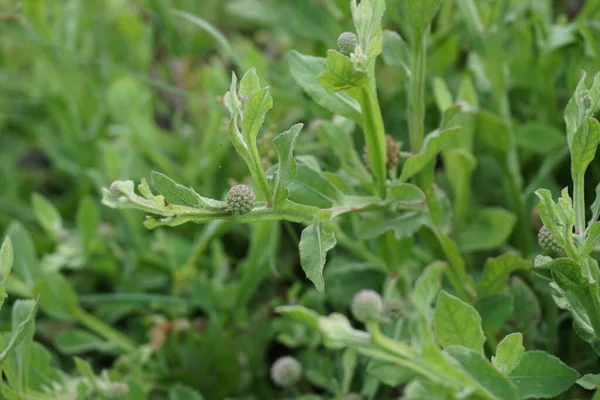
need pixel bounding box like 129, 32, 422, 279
351, 289, 383, 323
270, 356, 302, 387
338, 32, 358, 55
226, 185, 255, 215
538, 226, 560, 253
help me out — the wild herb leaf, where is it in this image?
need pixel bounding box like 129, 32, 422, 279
492, 333, 524, 375
509, 351, 579, 398
288, 51, 362, 122
433, 291, 486, 353
299, 224, 337, 292
272, 124, 303, 206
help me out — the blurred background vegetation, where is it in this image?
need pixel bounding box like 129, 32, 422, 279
0, 0, 599, 399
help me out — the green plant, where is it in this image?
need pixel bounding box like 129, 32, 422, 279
3, 0, 600, 398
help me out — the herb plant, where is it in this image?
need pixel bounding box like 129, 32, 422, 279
2, 0, 600, 399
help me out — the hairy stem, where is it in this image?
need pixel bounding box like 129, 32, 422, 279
574, 171, 586, 236
409, 34, 427, 153
359, 85, 388, 198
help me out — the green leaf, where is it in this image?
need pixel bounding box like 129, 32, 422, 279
169, 384, 205, 400
77, 196, 100, 252
474, 292, 513, 331
541, 258, 600, 336
411, 261, 446, 318
242, 86, 273, 144
367, 359, 416, 386
509, 351, 579, 398
5, 222, 40, 287
402, 0, 443, 40
32, 193, 63, 240
433, 77, 453, 112
457, 207, 516, 252
381, 30, 411, 74
444, 148, 476, 227
535, 188, 576, 257
272, 124, 303, 206
433, 291, 486, 353
287, 51, 362, 122
33, 272, 80, 321
565, 71, 591, 144
476, 111, 513, 156
571, 118, 600, 181
476, 254, 532, 297
445, 346, 520, 400
288, 158, 345, 208
299, 224, 336, 292
581, 222, 600, 261
404, 379, 456, 400
0, 237, 13, 310
276, 305, 320, 330
318, 50, 368, 93
0, 299, 38, 365
510, 277, 541, 338
56, 329, 116, 355
515, 122, 565, 153
151, 171, 227, 211
589, 182, 600, 226
357, 212, 429, 240
492, 333, 524, 375
577, 373, 600, 390
400, 127, 460, 182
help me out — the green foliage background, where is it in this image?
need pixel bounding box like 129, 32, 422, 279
0, 0, 600, 399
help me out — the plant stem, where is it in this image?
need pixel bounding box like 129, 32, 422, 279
574, 171, 586, 235
74, 308, 136, 352
359, 85, 388, 198
248, 147, 273, 205
409, 34, 427, 153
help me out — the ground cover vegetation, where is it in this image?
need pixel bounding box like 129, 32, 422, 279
1, 0, 600, 399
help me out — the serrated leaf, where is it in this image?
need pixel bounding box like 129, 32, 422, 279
299, 224, 336, 292
239, 67, 261, 95
242, 86, 273, 143
272, 124, 303, 205
476, 254, 532, 297
400, 127, 460, 182
457, 207, 516, 252
509, 351, 579, 398
288, 51, 362, 122
318, 50, 368, 93
445, 346, 520, 400
151, 172, 200, 207
565, 71, 591, 144
151, 172, 227, 211
434, 291, 486, 353
492, 333, 524, 375
32, 193, 63, 240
